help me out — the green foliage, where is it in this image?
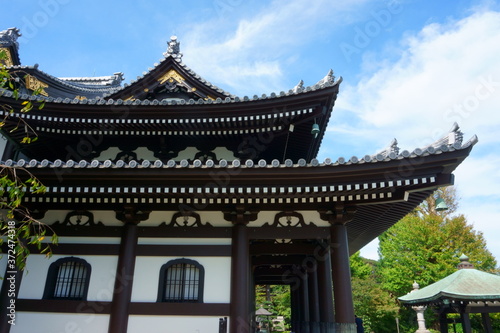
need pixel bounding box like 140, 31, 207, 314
255, 284, 291, 331
378, 213, 496, 298
377, 187, 497, 331
0, 50, 56, 271
0, 50, 40, 144
0, 165, 57, 270
351, 252, 400, 333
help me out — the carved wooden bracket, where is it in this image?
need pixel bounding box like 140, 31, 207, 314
319, 205, 357, 225
115, 206, 151, 225
52, 210, 103, 227
223, 205, 258, 225
262, 211, 316, 228
159, 211, 213, 228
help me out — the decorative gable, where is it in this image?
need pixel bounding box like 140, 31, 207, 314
109, 36, 231, 102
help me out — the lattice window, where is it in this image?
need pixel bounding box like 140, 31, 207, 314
158, 259, 204, 303
43, 257, 91, 300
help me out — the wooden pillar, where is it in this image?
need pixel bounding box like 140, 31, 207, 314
460, 313, 472, 333
317, 243, 334, 333
438, 311, 449, 333
481, 313, 493, 333
331, 223, 355, 324
108, 207, 149, 333
225, 207, 257, 333
229, 222, 250, 333
300, 267, 310, 333
308, 263, 320, 333
291, 284, 300, 333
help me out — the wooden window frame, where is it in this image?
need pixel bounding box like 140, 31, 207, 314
157, 258, 204, 303
43, 257, 91, 300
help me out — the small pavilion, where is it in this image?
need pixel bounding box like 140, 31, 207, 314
399, 255, 500, 333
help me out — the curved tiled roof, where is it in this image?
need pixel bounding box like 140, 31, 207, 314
0, 74, 340, 106
3, 128, 477, 170
399, 268, 500, 305
6, 65, 123, 95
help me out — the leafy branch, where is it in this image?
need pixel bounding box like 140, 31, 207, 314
0, 48, 43, 144
0, 49, 57, 270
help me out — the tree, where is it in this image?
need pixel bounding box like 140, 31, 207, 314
378, 201, 496, 298
351, 252, 400, 333
377, 187, 497, 330
0, 50, 56, 271
255, 284, 291, 331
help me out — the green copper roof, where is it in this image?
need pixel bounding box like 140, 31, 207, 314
399, 268, 500, 305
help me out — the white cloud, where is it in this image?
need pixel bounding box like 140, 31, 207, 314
343, 9, 500, 262
336, 9, 500, 150
180, 0, 371, 95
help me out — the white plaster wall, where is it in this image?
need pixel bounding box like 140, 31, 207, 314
19, 255, 118, 302
131, 256, 231, 303
12, 312, 109, 333
138, 237, 231, 245
128, 315, 224, 333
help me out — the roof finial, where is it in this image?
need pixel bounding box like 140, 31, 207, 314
164, 35, 182, 60
457, 254, 474, 270
292, 80, 304, 93
0, 27, 21, 48
317, 69, 335, 86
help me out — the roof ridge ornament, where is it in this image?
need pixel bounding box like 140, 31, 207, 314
457, 254, 474, 270
373, 138, 400, 160
0, 27, 21, 48
292, 80, 304, 93
163, 35, 182, 60
428, 122, 464, 149
317, 69, 335, 87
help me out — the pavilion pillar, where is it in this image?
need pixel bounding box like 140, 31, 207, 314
226, 207, 257, 333
317, 242, 335, 333
460, 312, 472, 333
481, 313, 493, 333
438, 311, 449, 333
108, 207, 149, 333
330, 223, 355, 328
308, 262, 321, 333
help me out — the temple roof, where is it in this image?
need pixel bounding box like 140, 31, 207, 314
0, 75, 340, 162
2, 124, 476, 253
399, 255, 500, 306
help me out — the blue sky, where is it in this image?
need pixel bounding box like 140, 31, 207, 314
2, 0, 500, 263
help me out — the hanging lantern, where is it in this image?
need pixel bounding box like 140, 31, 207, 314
435, 197, 448, 211
311, 123, 320, 138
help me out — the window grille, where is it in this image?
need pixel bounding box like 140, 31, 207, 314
158, 259, 204, 303
43, 257, 91, 300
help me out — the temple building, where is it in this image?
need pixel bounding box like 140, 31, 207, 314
0, 27, 476, 333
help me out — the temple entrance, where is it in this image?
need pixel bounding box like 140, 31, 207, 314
251, 237, 334, 333
255, 285, 290, 332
